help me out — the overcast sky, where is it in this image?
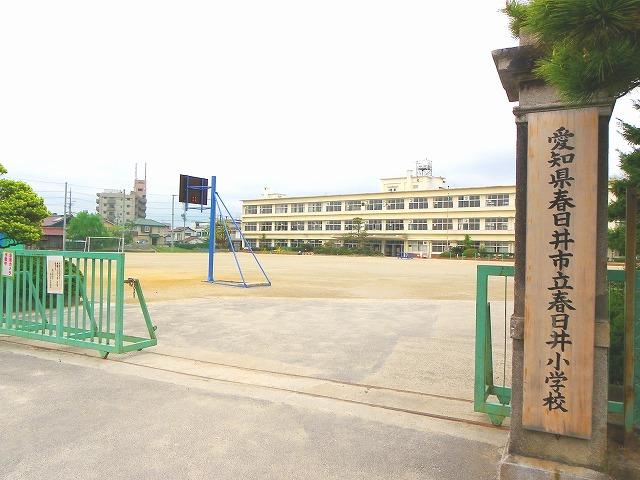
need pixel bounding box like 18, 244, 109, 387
1, 1, 637, 223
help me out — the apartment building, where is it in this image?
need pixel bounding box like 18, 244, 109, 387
96, 178, 147, 224
240, 172, 515, 257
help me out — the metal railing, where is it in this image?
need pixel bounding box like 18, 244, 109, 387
0, 249, 156, 358
475, 265, 639, 429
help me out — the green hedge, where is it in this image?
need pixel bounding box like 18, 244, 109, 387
312, 246, 383, 256
266, 245, 383, 256
609, 282, 624, 385
439, 250, 514, 259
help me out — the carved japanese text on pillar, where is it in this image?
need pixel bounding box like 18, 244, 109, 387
523, 108, 598, 439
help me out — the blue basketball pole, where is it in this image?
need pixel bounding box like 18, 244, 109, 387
207, 175, 217, 282
182, 173, 268, 287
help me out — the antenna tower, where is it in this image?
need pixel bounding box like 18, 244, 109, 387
416, 159, 433, 177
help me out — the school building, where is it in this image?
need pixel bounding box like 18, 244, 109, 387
240, 171, 515, 257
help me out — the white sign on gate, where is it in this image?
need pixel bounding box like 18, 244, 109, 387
47, 256, 64, 295
2, 252, 14, 277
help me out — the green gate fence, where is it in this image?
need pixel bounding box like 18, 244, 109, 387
475, 265, 639, 429
0, 249, 156, 358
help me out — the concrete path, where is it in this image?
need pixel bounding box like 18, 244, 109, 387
127, 297, 513, 400
0, 297, 510, 479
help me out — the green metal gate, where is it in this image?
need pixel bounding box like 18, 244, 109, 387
475, 265, 639, 429
0, 249, 156, 357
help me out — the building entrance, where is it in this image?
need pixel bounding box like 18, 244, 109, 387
384, 240, 404, 257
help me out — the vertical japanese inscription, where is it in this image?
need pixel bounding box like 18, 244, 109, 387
523, 109, 598, 439
2, 252, 14, 277
46, 256, 64, 295
544, 126, 575, 414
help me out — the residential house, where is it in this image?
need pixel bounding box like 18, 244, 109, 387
167, 226, 197, 243
38, 214, 73, 250
132, 219, 169, 247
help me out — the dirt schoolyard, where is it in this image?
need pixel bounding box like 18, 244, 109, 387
124, 252, 515, 303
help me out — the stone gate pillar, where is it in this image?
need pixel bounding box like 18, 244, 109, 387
493, 41, 615, 479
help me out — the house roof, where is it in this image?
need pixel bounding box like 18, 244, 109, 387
183, 236, 207, 243
42, 215, 72, 227
133, 218, 169, 227
43, 227, 64, 236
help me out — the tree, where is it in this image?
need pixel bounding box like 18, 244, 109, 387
215, 220, 226, 248
0, 163, 48, 245
342, 217, 369, 249
200, 220, 227, 247
67, 211, 109, 241
504, 2, 640, 252
462, 234, 473, 250
609, 101, 640, 220
504, 0, 640, 102
608, 223, 626, 256
108, 221, 133, 245
607, 101, 640, 254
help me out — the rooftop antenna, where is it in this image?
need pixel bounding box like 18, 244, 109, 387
135, 163, 138, 181
416, 158, 432, 177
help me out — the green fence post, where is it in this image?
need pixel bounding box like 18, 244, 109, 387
6, 272, 13, 329
134, 280, 156, 340
0, 256, 4, 325
114, 254, 125, 353
484, 302, 494, 391
475, 266, 489, 413
56, 294, 64, 338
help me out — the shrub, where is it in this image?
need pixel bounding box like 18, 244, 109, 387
463, 248, 478, 258
439, 245, 463, 258
609, 282, 624, 386
301, 245, 382, 257
3, 257, 84, 310
297, 243, 314, 252
174, 242, 208, 250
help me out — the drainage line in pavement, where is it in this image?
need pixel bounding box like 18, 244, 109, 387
0, 339, 507, 431
144, 350, 475, 403
109, 356, 509, 431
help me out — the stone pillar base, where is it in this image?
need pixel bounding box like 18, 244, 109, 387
499, 454, 610, 480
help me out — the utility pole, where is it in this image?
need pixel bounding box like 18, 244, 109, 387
62, 182, 68, 250
171, 194, 176, 248
122, 189, 126, 249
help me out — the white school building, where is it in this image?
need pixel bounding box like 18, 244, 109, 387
240, 171, 515, 257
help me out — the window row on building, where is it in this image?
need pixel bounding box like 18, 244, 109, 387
427, 241, 510, 253
243, 217, 512, 232
244, 193, 510, 215
243, 238, 511, 253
